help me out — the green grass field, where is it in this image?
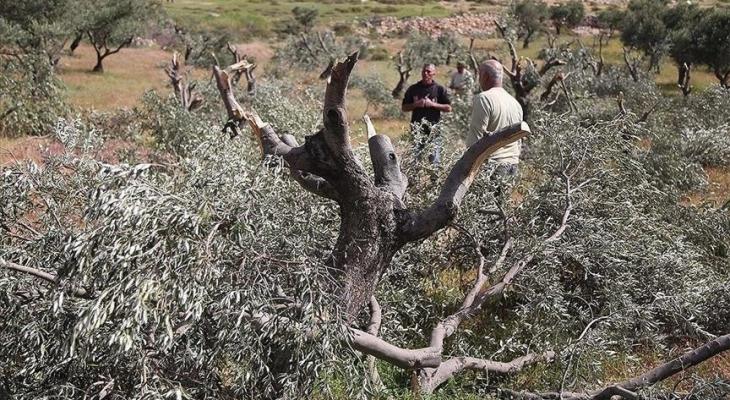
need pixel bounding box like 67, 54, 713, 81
164, 0, 472, 38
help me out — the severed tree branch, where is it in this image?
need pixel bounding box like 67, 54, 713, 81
497, 333, 730, 399
350, 329, 442, 369
212, 65, 247, 137
350, 241, 536, 372
400, 122, 530, 242
366, 296, 384, 388
540, 72, 570, 102
419, 352, 556, 394
0, 106, 18, 122
593, 332, 730, 399
1, 258, 90, 298
638, 99, 661, 123
225, 42, 257, 95
538, 58, 567, 77
165, 52, 203, 111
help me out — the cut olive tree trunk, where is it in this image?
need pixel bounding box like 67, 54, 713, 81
213, 52, 529, 318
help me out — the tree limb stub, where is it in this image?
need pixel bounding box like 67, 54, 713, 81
401, 122, 530, 241
322, 52, 359, 154
364, 115, 408, 201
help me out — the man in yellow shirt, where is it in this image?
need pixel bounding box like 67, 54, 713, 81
465, 60, 523, 176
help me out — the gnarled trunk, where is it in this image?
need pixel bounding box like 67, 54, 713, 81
213, 52, 529, 318
335, 191, 400, 317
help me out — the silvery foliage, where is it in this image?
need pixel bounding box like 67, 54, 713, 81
1, 66, 729, 399
0, 107, 359, 398
648, 87, 730, 170
533, 47, 730, 190
134, 81, 222, 157
372, 83, 728, 395
0, 52, 68, 137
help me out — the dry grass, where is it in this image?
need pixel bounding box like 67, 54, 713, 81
598, 345, 730, 391
684, 167, 730, 207
0, 136, 57, 166
57, 44, 172, 110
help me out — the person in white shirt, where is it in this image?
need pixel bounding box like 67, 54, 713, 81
448, 61, 473, 94
466, 60, 523, 176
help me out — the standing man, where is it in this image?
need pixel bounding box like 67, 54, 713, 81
466, 60, 523, 176
402, 63, 452, 164
448, 61, 473, 94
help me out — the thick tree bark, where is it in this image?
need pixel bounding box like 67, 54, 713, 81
391, 51, 412, 98
92, 56, 104, 73
677, 62, 692, 96
69, 32, 83, 55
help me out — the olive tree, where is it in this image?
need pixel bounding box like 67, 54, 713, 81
2, 34, 730, 400
0, 53, 68, 137
0, 0, 72, 66
620, 0, 669, 73
389, 33, 465, 98
214, 52, 529, 318
663, 3, 704, 95
692, 9, 730, 88
272, 31, 367, 80
514, 0, 549, 49
73, 0, 158, 73
549, 0, 584, 35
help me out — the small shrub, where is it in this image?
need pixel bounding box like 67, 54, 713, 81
368, 46, 390, 61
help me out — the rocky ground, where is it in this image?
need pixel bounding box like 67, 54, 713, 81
359, 13, 499, 37
359, 12, 609, 38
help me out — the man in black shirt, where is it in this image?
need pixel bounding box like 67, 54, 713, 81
402, 63, 452, 164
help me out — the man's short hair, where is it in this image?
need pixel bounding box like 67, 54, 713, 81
456, 61, 466, 68
423, 63, 436, 71
479, 60, 503, 82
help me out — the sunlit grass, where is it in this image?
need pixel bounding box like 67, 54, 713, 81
165, 0, 472, 38
57, 44, 170, 110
